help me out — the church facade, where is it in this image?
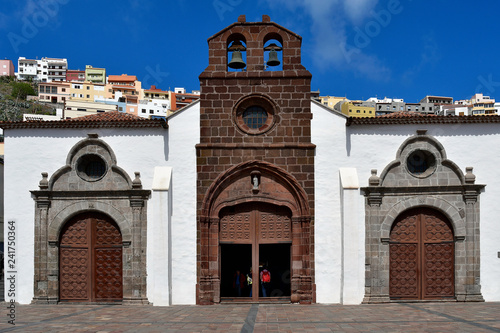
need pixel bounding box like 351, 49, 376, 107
2, 16, 499, 305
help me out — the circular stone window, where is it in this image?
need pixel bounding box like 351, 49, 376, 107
234, 94, 277, 135
76, 154, 107, 181
406, 150, 436, 177
243, 106, 268, 129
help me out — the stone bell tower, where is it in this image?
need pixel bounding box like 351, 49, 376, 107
196, 15, 315, 304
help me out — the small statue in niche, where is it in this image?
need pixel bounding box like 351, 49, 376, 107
251, 171, 261, 194
252, 175, 259, 190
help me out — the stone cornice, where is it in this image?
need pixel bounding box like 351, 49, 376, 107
31, 189, 151, 199
196, 143, 316, 149
361, 184, 485, 197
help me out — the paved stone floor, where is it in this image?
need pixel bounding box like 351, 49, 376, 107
0, 302, 499, 332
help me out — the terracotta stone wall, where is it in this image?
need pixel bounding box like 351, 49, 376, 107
196, 16, 315, 304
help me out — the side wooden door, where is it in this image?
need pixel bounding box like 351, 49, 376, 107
389, 208, 454, 300
60, 213, 123, 302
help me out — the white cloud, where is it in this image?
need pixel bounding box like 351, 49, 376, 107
343, 0, 378, 24
263, 0, 390, 81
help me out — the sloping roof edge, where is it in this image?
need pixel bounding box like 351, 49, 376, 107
207, 19, 302, 42
311, 99, 348, 118
167, 99, 200, 121
0, 111, 168, 130
346, 114, 500, 126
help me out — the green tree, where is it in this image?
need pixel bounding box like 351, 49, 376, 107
11, 82, 36, 100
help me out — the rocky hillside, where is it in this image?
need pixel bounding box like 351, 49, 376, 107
0, 77, 56, 121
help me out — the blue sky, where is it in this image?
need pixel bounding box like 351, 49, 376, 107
1, 0, 500, 103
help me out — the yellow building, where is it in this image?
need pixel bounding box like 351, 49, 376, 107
69, 82, 107, 102
64, 100, 117, 118
85, 65, 106, 84
319, 96, 347, 111
341, 101, 375, 117
471, 93, 496, 115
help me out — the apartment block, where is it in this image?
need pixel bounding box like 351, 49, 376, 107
107, 74, 142, 104
64, 100, 117, 119
85, 65, 106, 84
471, 93, 496, 115
318, 96, 347, 111
341, 100, 375, 117
38, 82, 70, 103
69, 82, 106, 102
420, 95, 453, 104
44, 57, 67, 82
16, 57, 39, 81
16, 57, 67, 82
66, 70, 85, 82
139, 85, 171, 118
170, 87, 200, 111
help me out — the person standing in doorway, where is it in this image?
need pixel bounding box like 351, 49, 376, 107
233, 269, 245, 297
260, 266, 271, 297
247, 268, 253, 296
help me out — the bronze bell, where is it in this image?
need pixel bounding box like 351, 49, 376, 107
228, 50, 246, 69
266, 48, 280, 67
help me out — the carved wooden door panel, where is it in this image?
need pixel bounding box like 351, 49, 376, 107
60, 218, 91, 301
421, 211, 454, 298
94, 217, 123, 301
60, 213, 123, 302
390, 208, 454, 300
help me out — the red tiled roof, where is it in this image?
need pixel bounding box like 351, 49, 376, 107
108, 74, 137, 82
0, 111, 167, 129
347, 112, 500, 126
378, 111, 436, 118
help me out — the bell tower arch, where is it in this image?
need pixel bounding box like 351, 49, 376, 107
196, 15, 315, 304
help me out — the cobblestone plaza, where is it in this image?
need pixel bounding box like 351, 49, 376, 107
1, 302, 499, 332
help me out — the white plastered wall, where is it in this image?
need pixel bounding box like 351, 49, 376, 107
346, 123, 500, 302
4, 127, 167, 304
4, 102, 199, 306
312, 101, 500, 303
161, 102, 199, 305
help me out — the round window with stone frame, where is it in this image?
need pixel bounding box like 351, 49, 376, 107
234, 95, 277, 135
76, 154, 108, 181
406, 149, 437, 177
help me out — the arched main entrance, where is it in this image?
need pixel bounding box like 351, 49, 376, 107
219, 203, 292, 301
389, 208, 454, 300
59, 212, 123, 302
198, 160, 313, 304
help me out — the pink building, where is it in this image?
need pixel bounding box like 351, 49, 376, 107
0, 59, 15, 76
38, 82, 70, 103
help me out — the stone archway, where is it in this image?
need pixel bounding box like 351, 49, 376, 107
197, 160, 313, 305
219, 202, 292, 300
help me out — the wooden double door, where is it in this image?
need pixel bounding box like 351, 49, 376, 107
219, 203, 292, 301
59, 213, 123, 302
389, 208, 455, 300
